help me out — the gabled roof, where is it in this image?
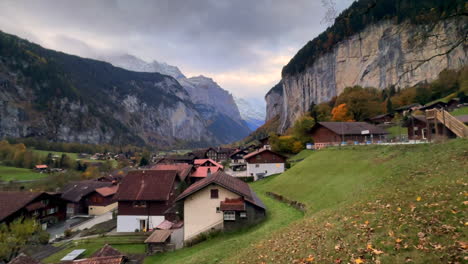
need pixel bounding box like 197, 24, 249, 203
0, 191, 43, 221
369, 113, 394, 120
190, 166, 222, 178
61, 180, 113, 203
243, 148, 286, 160
194, 159, 223, 169
229, 149, 248, 158
315, 122, 389, 135
144, 229, 173, 243
395, 103, 421, 111
176, 171, 266, 209
151, 163, 193, 181
91, 244, 122, 258
115, 170, 177, 201
95, 185, 119, 197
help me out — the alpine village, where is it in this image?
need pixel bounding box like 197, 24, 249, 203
0, 1, 467, 264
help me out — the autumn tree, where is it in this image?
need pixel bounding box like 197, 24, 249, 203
335, 86, 383, 121
331, 103, 354, 121
82, 166, 100, 180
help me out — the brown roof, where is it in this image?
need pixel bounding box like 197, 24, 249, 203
156, 220, 174, 230
61, 180, 113, 203
91, 245, 123, 258
70, 256, 125, 264
316, 122, 389, 135
243, 148, 286, 160
115, 170, 177, 201
151, 163, 193, 181
176, 171, 266, 209
0, 191, 43, 221
95, 186, 119, 197
144, 229, 173, 243
8, 254, 41, 264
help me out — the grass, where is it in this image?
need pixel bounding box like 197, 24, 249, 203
33, 149, 117, 166
385, 126, 408, 138
232, 139, 468, 263
144, 179, 303, 264
0, 165, 46, 181
451, 106, 468, 116
43, 236, 147, 263
288, 149, 314, 167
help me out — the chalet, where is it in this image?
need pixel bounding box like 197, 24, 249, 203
205, 147, 235, 162
368, 113, 394, 124
190, 159, 223, 182
244, 148, 286, 180
61, 180, 113, 217
115, 170, 180, 232
0, 191, 66, 229
229, 149, 248, 172
407, 114, 468, 140
394, 103, 421, 115
151, 163, 193, 183
88, 185, 119, 216
309, 122, 389, 148
158, 155, 195, 164
420, 98, 462, 112
175, 171, 266, 242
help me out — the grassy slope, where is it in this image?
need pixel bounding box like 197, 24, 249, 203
43, 236, 146, 263
232, 139, 467, 263
0, 165, 45, 181
451, 106, 468, 116
288, 149, 315, 167
144, 181, 303, 264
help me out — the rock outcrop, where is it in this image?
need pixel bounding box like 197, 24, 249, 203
270, 18, 467, 132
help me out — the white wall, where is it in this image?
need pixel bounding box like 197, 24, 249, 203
247, 163, 285, 181
183, 185, 240, 241
116, 215, 165, 232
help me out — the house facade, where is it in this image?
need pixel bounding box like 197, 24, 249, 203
61, 180, 114, 217
115, 170, 179, 232
244, 148, 286, 180
0, 191, 67, 229
176, 171, 266, 242
88, 185, 119, 216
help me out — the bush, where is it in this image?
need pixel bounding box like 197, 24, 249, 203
64, 229, 73, 238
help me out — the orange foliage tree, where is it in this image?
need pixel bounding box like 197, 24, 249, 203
331, 103, 354, 121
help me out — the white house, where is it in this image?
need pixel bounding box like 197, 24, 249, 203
244, 148, 286, 181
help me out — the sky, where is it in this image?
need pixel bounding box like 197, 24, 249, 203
0, 0, 352, 99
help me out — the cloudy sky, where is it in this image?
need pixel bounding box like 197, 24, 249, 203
0, 0, 352, 99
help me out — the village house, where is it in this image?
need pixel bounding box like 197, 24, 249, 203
229, 149, 248, 172
205, 147, 235, 162
144, 220, 184, 254
368, 113, 394, 124
175, 171, 266, 242
309, 122, 389, 149
190, 159, 223, 182
88, 185, 119, 216
61, 180, 114, 217
394, 103, 421, 115
0, 191, 67, 229
407, 114, 468, 140
115, 170, 180, 232
244, 148, 286, 181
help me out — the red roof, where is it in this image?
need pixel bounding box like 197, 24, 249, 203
35, 165, 48, 169
95, 185, 119, 197
115, 170, 177, 201
220, 197, 246, 211
0, 191, 43, 221
91, 244, 123, 258
194, 159, 224, 169
156, 220, 174, 230
191, 166, 221, 178
151, 163, 193, 181
176, 171, 265, 209
243, 148, 286, 160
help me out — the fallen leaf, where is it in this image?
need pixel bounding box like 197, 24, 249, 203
396, 238, 403, 243
355, 258, 365, 264
416, 196, 421, 202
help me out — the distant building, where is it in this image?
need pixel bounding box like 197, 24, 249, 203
407, 114, 468, 140
176, 171, 266, 242
190, 159, 223, 182
151, 163, 193, 184
244, 148, 286, 181
88, 185, 119, 216
368, 113, 394, 124
61, 180, 114, 217
309, 122, 389, 149
115, 170, 180, 232
0, 191, 66, 229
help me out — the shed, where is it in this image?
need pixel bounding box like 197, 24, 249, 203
144, 230, 174, 254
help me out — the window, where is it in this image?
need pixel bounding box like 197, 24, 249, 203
47, 208, 56, 215
42, 199, 49, 206
210, 189, 219, 199
255, 164, 259, 168
224, 211, 236, 221
240, 212, 247, 218
216, 207, 220, 213
133, 201, 147, 208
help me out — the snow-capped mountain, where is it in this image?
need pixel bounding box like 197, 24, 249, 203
101, 54, 251, 143
234, 97, 266, 130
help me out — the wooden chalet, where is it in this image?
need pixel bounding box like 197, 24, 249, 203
244, 148, 286, 180
61, 180, 114, 217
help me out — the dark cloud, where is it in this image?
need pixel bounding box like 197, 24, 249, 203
0, 0, 352, 97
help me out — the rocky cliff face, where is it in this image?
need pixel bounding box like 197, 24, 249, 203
273, 18, 467, 132
103, 54, 251, 143
265, 81, 283, 122
0, 31, 215, 147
